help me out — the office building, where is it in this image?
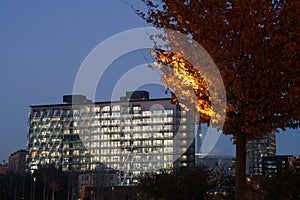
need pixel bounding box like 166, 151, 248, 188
246, 132, 276, 176
262, 155, 295, 177
27, 91, 196, 185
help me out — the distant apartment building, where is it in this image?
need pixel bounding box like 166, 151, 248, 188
0, 149, 27, 175
0, 150, 27, 175
262, 155, 296, 177
27, 91, 196, 185
246, 132, 276, 176
8, 149, 27, 175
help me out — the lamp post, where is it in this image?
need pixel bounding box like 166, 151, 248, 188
111, 186, 114, 200
33, 177, 36, 200
43, 176, 46, 200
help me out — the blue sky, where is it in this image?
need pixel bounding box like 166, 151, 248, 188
0, 1, 299, 162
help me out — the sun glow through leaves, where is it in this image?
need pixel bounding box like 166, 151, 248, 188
151, 50, 213, 122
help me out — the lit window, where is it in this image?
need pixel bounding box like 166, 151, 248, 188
102, 106, 110, 112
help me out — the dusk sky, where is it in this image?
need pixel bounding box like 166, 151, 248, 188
0, 1, 299, 162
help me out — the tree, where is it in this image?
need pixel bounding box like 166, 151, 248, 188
0, 171, 31, 200
262, 172, 300, 200
34, 164, 66, 200
139, 170, 176, 199
207, 169, 235, 199
139, 167, 208, 200
135, 0, 300, 199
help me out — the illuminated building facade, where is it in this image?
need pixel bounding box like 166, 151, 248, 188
27, 91, 195, 185
262, 155, 295, 177
246, 132, 276, 176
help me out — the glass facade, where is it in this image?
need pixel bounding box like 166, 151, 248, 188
262, 155, 295, 177
246, 132, 276, 176
27, 94, 195, 185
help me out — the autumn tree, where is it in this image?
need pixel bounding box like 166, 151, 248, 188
135, 0, 300, 199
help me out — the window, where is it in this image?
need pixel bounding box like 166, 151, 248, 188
102, 105, 110, 112
165, 140, 173, 146
142, 111, 151, 116
133, 106, 141, 112
112, 105, 120, 111
165, 110, 173, 115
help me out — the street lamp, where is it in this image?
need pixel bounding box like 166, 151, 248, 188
111, 186, 114, 200
33, 177, 36, 200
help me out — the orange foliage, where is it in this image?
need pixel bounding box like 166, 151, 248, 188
137, 0, 300, 140
136, 1, 299, 198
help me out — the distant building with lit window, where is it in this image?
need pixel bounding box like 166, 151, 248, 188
262, 155, 295, 177
246, 132, 276, 176
295, 156, 300, 173
27, 91, 196, 185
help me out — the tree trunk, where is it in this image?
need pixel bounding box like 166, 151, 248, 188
235, 133, 247, 200
67, 185, 70, 200
43, 178, 46, 200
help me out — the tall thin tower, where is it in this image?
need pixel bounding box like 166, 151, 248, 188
195, 118, 202, 155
